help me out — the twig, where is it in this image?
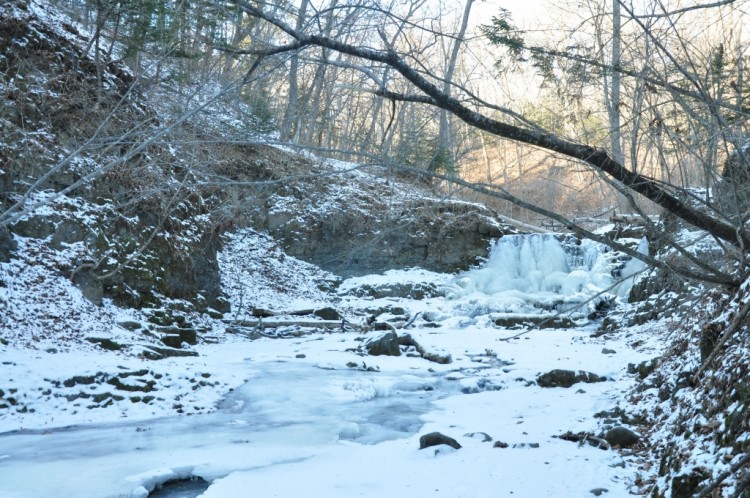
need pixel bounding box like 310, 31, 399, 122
403, 311, 422, 329
694, 452, 750, 498
729, 471, 750, 498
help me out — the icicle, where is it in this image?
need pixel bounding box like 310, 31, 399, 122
613, 237, 648, 298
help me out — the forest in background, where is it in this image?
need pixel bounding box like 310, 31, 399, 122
43, 0, 750, 225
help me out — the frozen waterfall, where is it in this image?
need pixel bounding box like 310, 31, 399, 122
448, 234, 648, 315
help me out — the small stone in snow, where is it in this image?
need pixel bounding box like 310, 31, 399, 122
602, 348, 616, 354
313, 307, 341, 320
117, 321, 142, 331
591, 488, 609, 496
419, 432, 461, 450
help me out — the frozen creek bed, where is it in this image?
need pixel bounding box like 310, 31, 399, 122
0, 233, 661, 497
0, 322, 662, 498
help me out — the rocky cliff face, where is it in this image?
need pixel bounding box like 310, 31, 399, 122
277, 199, 504, 277
0, 1, 509, 314
0, 2, 229, 311
212, 144, 509, 277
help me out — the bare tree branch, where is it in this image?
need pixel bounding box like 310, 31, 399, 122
231, 0, 750, 252
627, 0, 736, 19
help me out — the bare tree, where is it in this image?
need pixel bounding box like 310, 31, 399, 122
20, 0, 749, 286
434, 0, 474, 173
279, 0, 309, 141
230, 0, 750, 255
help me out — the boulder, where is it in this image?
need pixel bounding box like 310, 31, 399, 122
365, 331, 400, 356
537, 369, 608, 388
419, 432, 462, 450
421, 351, 452, 365
117, 320, 142, 331
604, 426, 640, 448
627, 359, 658, 380
86, 337, 123, 351
179, 328, 198, 345
313, 307, 341, 321
155, 327, 199, 346
160, 335, 183, 349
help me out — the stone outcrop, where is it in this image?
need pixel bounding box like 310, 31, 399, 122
275, 198, 507, 277
0, 4, 229, 311
214, 145, 511, 277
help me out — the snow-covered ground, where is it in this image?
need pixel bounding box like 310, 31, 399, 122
0, 229, 666, 498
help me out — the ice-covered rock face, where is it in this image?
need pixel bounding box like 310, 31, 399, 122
448, 234, 647, 315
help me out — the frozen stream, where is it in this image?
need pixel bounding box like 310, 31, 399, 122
0, 360, 460, 497
0, 233, 657, 497
2, 362, 453, 457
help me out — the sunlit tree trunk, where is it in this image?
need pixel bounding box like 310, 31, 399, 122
608, 0, 624, 166
280, 0, 309, 142
435, 0, 473, 171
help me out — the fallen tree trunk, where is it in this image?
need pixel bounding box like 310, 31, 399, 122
223, 319, 356, 330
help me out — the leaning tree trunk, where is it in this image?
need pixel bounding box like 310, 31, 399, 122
232, 0, 750, 253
